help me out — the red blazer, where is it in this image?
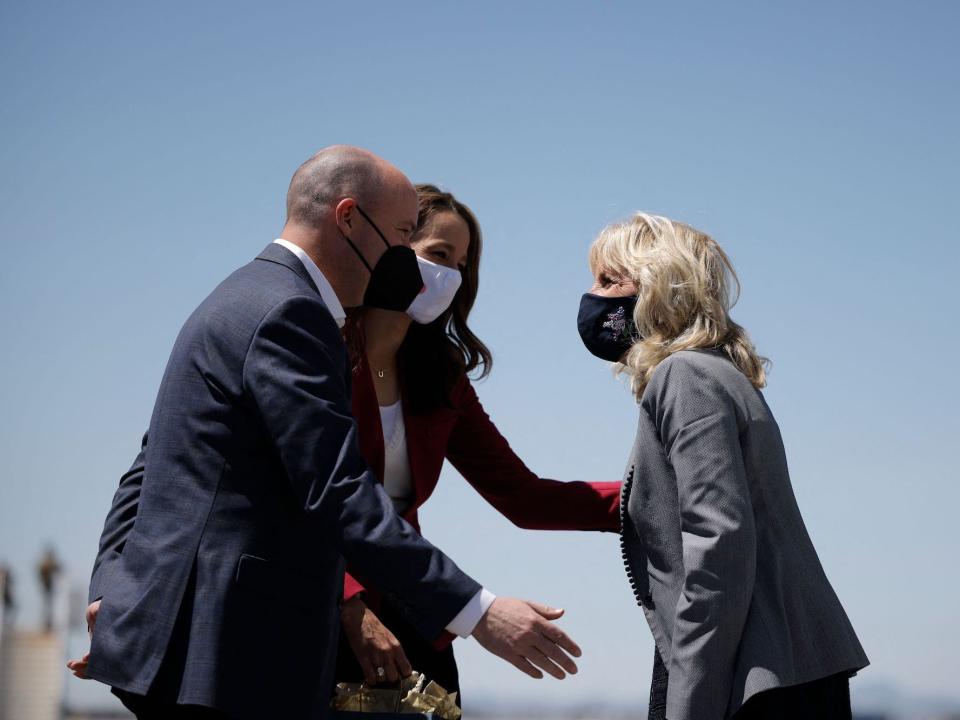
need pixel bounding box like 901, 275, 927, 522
343, 353, 621, 609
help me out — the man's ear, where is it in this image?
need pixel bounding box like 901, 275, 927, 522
335, 198, 357, 230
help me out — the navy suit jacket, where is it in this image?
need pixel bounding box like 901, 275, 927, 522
86, 243, 480, 718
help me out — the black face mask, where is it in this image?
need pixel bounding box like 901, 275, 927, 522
577, 293, 640, 362
341, 205, 423, 312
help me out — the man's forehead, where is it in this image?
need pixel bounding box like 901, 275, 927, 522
392, 182, 419, 226
378, 167, 413, 202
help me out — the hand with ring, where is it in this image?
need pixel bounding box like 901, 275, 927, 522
341, 596, 412, 685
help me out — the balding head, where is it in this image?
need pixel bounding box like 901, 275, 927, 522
279, 146, 419, 309
285, 145, 411, 229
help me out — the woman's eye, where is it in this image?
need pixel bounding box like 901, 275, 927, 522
433, 250, 448, 260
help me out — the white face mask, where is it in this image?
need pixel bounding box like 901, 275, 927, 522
406, 256, 462, 324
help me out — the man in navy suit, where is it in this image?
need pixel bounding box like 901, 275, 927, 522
68, 146, 581, 719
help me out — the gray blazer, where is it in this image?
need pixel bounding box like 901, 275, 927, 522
620, 349, 868, 720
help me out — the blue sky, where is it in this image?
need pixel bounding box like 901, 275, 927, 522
1, 0, 958, 712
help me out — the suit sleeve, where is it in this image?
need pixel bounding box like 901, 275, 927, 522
652, 357, 756, 720
242, 295, 481, 641
445, 379, 621, 531
88, 433, 148, 604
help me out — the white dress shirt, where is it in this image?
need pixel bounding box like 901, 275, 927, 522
272, 238, 495, 637
273, 239, 346, 328
379, 399, 414, 512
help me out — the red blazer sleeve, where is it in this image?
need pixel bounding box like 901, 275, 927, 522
445, 379, 621, 531
343, 572, 366, 603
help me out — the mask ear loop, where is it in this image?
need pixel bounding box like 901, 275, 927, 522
338, 205, 376, 273
355, 205, 393, 250
338, 228, 374, 273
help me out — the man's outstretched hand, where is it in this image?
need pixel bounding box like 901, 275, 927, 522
471, 597, 581, 679
66, 599, 100, 679
68, 597, 584, 681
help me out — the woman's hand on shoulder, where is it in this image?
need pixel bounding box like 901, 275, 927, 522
340, 596, 412, 684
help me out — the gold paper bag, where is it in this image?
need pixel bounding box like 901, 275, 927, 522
332, 670, 461, 718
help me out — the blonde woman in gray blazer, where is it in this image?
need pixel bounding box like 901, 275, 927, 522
576, 214, 869, 720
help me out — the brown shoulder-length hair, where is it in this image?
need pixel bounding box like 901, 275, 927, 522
344, 184, 493, 414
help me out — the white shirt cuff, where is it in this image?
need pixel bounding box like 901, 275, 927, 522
445, 588, 497, 638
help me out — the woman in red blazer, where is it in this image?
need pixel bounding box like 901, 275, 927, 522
334, 185, 621, 701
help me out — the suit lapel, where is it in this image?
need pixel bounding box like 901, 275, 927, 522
351, 353, 385, 483
401, 407, 431, 510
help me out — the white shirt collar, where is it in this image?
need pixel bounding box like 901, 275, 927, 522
272, 239, 346, 328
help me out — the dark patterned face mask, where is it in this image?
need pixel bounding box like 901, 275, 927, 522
577, 293, 640, 362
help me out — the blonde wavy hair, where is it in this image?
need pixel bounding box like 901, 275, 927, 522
589, 213, 769, 399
